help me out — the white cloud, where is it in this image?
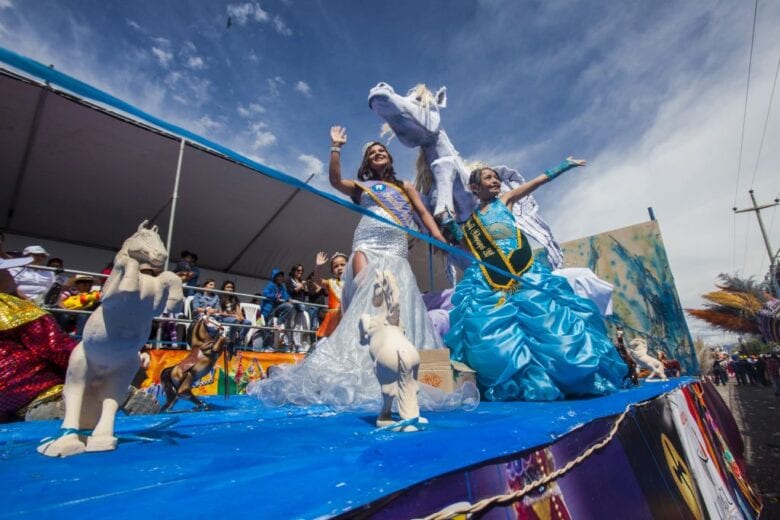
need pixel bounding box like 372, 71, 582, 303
298, 154, 323, 176
237, 102, 265, 117
266, 76, 284, 98
250, 121, 276, 148
195, 115, 222, 132
227, 2, 268, 25
542, 48, 780, 333
186, 56, 205, 70
273, 16, 292, 36
151, 46, 173, 66
294, 80, 311, 97
125, 19, 142, 31
0, 0, 13, 10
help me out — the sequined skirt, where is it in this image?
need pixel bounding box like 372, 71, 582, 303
0, 311, 77, 414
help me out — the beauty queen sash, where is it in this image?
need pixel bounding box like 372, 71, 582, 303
354, 181, 416, 229
463, 211, 533, 291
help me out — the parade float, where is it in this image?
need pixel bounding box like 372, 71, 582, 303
0, 47, 762, 518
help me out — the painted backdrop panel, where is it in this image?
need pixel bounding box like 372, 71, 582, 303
558, 220, 696, 373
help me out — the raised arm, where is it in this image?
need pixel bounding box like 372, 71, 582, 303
312, 251, 329, 285
500, 157, 586, 210
403, 182, 448, 245
329, 126, 358, 198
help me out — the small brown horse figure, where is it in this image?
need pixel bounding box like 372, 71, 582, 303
160, 318, 227, 411
615, 326, 638, 386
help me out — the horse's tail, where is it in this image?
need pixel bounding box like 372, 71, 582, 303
415, 148, 433, 196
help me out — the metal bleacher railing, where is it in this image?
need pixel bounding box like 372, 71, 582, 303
26, 264, 326, 350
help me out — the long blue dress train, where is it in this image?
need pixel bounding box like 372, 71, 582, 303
446, 199, 627, 401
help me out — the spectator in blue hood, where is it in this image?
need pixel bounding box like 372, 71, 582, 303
260, 269, 294, 341
258, 269, 294, 349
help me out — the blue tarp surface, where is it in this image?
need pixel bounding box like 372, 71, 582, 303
0, 378, 692, 519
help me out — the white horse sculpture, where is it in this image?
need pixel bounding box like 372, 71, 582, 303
359, 270, 426, 432
368, 82, 564, 270
368, 82, 614, 315
38, 221, 184, 457
627, 337, 668, 381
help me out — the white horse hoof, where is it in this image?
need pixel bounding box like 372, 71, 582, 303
376, 418, 396, 428
85, 435, 118, 452
395, 424, 419, 433
37, 433, 86, 457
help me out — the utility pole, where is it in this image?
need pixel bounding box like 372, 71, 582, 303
733, 190, 780, 264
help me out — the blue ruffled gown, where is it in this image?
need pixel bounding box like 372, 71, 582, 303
446, 199, 627, 401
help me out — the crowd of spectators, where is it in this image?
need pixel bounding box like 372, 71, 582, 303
1, 236, 330, 354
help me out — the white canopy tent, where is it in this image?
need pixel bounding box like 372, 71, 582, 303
0, 53, 450, 288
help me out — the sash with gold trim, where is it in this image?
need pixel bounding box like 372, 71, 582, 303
354, 181, 416, 229
463, 211, 534, 291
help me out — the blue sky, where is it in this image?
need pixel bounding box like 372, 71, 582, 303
1, 0, 779, 342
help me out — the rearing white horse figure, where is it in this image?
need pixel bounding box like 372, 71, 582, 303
38, 221, 183, 457
368, 82, 564, 270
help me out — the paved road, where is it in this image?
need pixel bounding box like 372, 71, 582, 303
714, 380, 780, 518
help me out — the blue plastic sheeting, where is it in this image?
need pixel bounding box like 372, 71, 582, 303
0, 379, 692, 518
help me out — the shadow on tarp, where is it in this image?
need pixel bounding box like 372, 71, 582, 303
0, 379, 692, 519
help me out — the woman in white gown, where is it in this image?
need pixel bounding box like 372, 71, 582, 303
248, 127, 478, 411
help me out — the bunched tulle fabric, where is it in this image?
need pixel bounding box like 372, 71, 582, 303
445, 200, 627, 401
248, 191, 479, 412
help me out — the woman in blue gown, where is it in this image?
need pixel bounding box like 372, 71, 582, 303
446, 160, 627, 401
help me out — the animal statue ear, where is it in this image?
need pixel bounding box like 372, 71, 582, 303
151, 225, 159, 233
138, 220, 149, 231
435, 86, 447, 108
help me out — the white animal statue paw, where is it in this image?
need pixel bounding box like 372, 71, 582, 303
37, 429, 90, 458
85, 435, 118, 452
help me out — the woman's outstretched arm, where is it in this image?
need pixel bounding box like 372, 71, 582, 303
329, 126, 357, 198
500, 157, 586, 210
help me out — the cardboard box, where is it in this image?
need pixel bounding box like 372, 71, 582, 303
418, 348, 476, 393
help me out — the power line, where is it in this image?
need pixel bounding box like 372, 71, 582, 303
732, 0, 760, 206
749, 56, 780, 188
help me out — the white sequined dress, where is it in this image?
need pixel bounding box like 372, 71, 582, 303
248, 188, 478, 411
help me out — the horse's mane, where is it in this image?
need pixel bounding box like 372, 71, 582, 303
408, 84, 436, 109
414, 149, 433, 195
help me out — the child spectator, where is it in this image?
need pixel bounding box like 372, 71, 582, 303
312, 252, 347, 339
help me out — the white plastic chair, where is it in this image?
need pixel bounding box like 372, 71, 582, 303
240, 303, 264, 346
183, 295, 195, 321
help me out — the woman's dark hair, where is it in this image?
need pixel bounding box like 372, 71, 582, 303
221, 280, 235, 290
202, 278, 216, 287
288, 264, 304, 277
353, 142, 404, 202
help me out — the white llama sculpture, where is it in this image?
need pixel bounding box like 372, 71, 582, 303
359, 270, 426, 432
38, 221, 183, 457
627, 337, 668, 381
